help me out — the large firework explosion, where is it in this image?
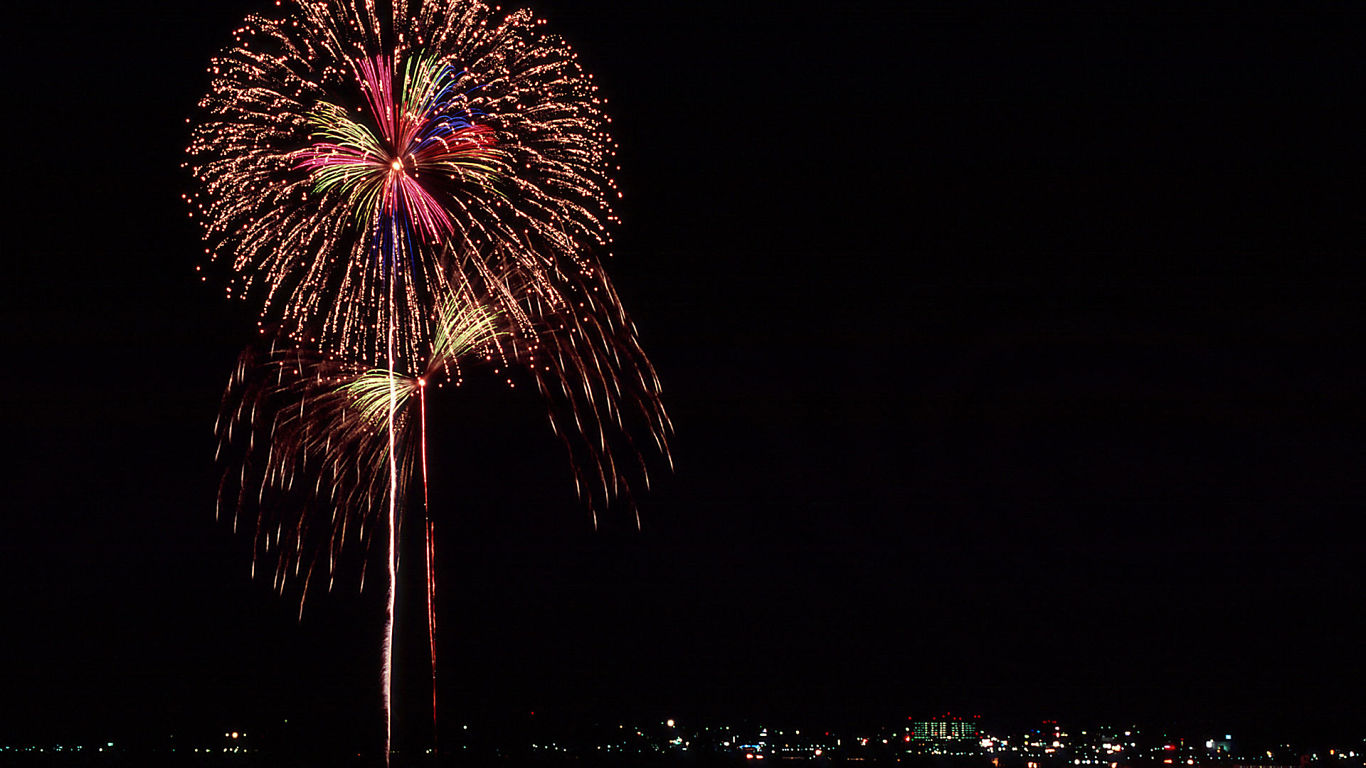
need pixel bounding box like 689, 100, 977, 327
187, 0, 626, 370
187, 0, 671, 761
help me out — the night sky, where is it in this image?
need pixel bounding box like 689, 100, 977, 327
2, 0, 1363, 755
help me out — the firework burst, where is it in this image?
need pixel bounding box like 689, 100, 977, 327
191, 1, 670, 760
216, 261, 670, 588
214, 284, 507, 597
187, 0, 626, 372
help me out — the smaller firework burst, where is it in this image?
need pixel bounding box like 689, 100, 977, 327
215, 276, 514, 606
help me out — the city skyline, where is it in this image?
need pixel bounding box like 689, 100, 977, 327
2, 709, 1361, 764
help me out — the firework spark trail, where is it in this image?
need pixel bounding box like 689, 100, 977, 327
383, 221, 399, 764
420, 379, 439, 750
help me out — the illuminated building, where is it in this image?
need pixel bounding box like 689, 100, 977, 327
910, 714, 979, 741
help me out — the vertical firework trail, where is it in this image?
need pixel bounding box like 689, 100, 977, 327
191, 1, 673, 763
384, 222, 398, 762
420, 378, 438, 750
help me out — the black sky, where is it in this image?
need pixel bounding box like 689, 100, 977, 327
2, 0, 1363, 754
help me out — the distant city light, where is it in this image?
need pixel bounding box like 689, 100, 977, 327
0, 713, 1345, 763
